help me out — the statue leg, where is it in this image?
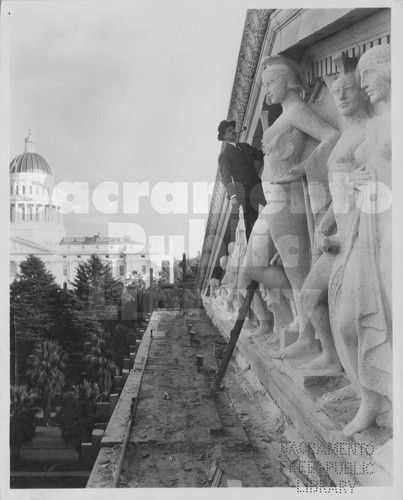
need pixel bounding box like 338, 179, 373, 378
245, 221, 294, 339
237, 237, 273, 337
236, 218, 294, 338
299, 252, 343, 372
265, 211, 318, 360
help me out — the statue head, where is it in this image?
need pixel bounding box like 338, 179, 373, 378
357, 45, 391, 105
261, 55, 310, 104
209, 278, 220, 290
228, 241, 235, 256
219, 254, 229, 269
326, 53, 369, 117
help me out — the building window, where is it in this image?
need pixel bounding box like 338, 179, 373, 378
10, 185, 13, 195
119, 264, 125, 276
63, 282, 67, 290
63, 255, 67, 258
141, 265, 146, 274
63, 264, 68, 276
16, 186, 19, 195
77, 255, 81, 258
105, 254, 109, 258
22, 185, 26, 195
29, 185, 32, 195
141, 254, 145, 258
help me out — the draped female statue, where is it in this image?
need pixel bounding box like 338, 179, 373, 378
328, 44, 392, 437
298, 53, 370, 376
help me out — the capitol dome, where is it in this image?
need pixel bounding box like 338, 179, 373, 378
9, 130, 52, 175
10, 130, 66, 247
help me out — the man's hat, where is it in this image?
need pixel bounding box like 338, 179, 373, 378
217, 120, 236, 141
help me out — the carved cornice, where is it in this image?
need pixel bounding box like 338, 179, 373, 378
196, 9, 272, 291
228, 10, 272, 127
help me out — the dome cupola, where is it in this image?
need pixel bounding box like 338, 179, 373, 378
9, 130, 52, 175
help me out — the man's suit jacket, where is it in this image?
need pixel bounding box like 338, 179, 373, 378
218, 142, 266, 210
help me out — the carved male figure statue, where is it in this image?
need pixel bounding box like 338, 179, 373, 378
297, 53, 370, 376
328, 44, 392, 437
237, 54, 339, 357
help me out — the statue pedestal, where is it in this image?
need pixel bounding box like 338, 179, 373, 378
204, 294, 393, 486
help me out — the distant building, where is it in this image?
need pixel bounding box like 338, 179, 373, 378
10, 131, 173, 287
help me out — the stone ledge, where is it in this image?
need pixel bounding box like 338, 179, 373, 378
204, 296, 392, 486
100, 311, 178, 447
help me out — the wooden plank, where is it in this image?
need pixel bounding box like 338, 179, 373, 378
210, 280, 258, 396
211, 468, 223, 487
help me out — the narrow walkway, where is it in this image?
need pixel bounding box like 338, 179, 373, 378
87, 310, 269, 487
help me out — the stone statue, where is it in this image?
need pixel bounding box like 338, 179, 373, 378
237, 54, 340, 358
298, 53, 370, 375
328, 44, 392, 437
211, 208, 275, 333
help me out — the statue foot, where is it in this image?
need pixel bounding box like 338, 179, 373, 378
244, 323, 273, 342
343, 395, 391, 438
322, 384, 360, 404
243, 317, 258, 331
272, 336, 320, 360
376, 409, 393, 429
299, 353, 343, 373
343, 413, 377, 439
323, 235, 342, 251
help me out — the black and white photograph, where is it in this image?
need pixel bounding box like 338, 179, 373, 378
1, 1, 402, 498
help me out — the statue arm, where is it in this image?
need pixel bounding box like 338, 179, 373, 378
289, 104, 340, 177
317, 202, 337, 235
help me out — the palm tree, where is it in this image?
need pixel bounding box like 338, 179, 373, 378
58, 380, 100, 454
26, 340, 68, 423
10, 385, 37, 465
83, 328, 119, 396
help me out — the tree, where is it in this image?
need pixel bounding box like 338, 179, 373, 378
110, 324, 130, 371
10, 256, 62, 383
10, 386, 37, 465
26, 340, 68, 423
83, 327, 119, 396
52, 288, 86, 355
58, 380, 100, 454
71, 255, 123, 323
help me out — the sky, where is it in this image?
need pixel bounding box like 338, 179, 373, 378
4, 0, 248, 258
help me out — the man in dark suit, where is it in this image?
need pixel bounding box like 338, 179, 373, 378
217, 120, 266, 240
